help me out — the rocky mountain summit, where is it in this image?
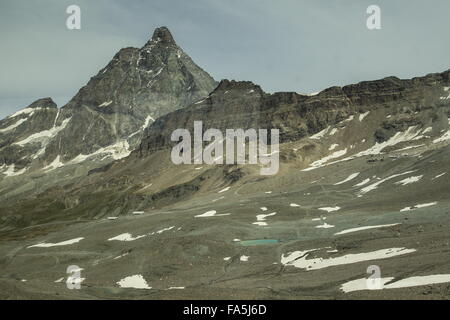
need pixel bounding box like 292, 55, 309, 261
0, 27, 217, 175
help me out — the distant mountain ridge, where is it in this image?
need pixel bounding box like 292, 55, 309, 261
138, 71, 450, 155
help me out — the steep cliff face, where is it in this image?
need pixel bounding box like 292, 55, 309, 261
43, 26, 217, 164
0, 27, 217, 175
138, 70, 450, 155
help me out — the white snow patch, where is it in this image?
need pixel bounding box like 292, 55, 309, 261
343, 115, 354, 122
253, 221, 268, 226
290, 203, 301, 207
142, 115, 155, 129
195, 210, 230, 218
253, 212, 276, 226
334, 172, 360, 185
433, 129, 450, 143
218, 187, 231, 193
71, 139, 131, 163
432, 172, 446, 180
281, 247, 416, 271
0, 118, 27, 133
335, 223, 400, 236
2, 164, 27, 177
395, 144, 425, 152
328, 144, 339, 151
28, 237, 84, 248
318, 206, 340, 213
260, 207, 268, 211
108, 233, 146, 242
99, 101, 113, 107
341, 277, 395, 293
422, 127, 432, 134
256, 212, 277, 221
310, 127, 330, 140
315, 223, 335, 229
359, 171, 415, 195
354, 178, 371, 187
359, 111, 370, 121
329, 128, 338, 136
395, 175, 423, 186
400, 202, 437, 212
341, 274, 450, 293
7, 107, 41, 119
113, 252, 129, 260
211, 196, 224, 203
195, 210, 216, 218
43, 155, 64, 172
440, 93, 450, 100
353, 126, 426, 157
117, 275, 151, 289
240, 255, 249, 262
14, 117, 71, 147
302, 149, 348, 171
67, 274, 85, 287
156, 226, 175, 234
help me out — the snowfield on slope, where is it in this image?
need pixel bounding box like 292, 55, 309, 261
281, 247, 416, 270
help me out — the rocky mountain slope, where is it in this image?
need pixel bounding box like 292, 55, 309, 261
0, 98, 59, 175
0, 27, 449, 299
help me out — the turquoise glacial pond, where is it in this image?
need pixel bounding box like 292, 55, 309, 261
239, 239, 279, 246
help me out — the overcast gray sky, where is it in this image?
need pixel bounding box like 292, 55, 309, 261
1, 0, 450, 119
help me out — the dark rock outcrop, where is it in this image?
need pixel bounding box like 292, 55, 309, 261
138, 70, 450, 155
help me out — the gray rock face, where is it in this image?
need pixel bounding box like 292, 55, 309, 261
138, 70, 450, 155
0, 27, 217, 173
27, 98, 57, 109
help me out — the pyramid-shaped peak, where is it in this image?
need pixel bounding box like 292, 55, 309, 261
28, 97, 57, 109
151, 26, 176, 44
